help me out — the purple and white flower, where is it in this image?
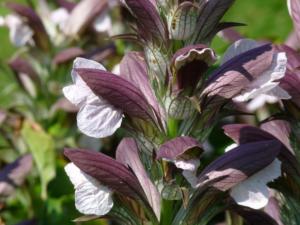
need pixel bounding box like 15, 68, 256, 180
0, 14, 33, 47
225, 143, 281, 209
64, 162, 113, 216
63, 58, 123, 138
157, 136, 203, 188
222, 39, 290, 110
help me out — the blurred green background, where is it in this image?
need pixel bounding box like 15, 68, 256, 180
0, 0, 294, 225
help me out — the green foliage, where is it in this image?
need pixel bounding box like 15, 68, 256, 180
21, 120, 56, 199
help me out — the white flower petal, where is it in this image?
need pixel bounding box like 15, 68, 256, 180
287, 0, 292, 17
112, 63, 120, 75
224, 143, 238, 152
233, 82, 278, 102
93, 14, 112, 33
0, 16, 5, 26
75, 180, 113, 216
63, 84, 89, 107
65, 163, 113, 216
222, 39, 288, 103
182, 170, 198, 188
230, 159, 281, 209
5, 14, 33, 47
77, 101, 122, 138
248, 52, 287, 88
234, 52, 287, 102
174, 159, 200, 188
174, 159, 200, 171
245, 86, 291, 111
65, 163, 89, 188
50, 8, 70, 30
246, 94, 278, 111
267, 86, 291, 100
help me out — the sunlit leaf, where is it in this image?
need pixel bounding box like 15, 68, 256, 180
21, 120, 56, 199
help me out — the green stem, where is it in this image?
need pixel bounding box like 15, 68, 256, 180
161, 199, 175, 225
226, 211, 243, 225
167, 118, 178, 138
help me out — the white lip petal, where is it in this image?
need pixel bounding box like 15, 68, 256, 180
224, 143, 238, 152
50, 8, 70, 30
63, 84, 89, 107
248, 52, 287, 89
77, 101, 123, 138
93, 14, 112, 33
287, 0, 292, 16
0, 16, 5, 26
267, 86, 291, 99
65, 163, 89, 188
245, 87, 291, 112
64, 163, 113, 216
234, 52, 287, 102
182, 170, 198, 188
75, 179, 113, 216
174, 159, 200, 171
230, 159, 281, 209
5, 14, 33, 47
246, 94, 278, 112
111, 63, 120, 75
222, 39, 288, 105
234, 82, 278, 102
174, 159, 200, 188
231, 180, 270, 210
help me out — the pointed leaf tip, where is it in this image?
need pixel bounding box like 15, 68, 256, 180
116, 138, 161, 220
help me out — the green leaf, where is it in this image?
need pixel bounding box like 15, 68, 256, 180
21, 120, 56, 199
